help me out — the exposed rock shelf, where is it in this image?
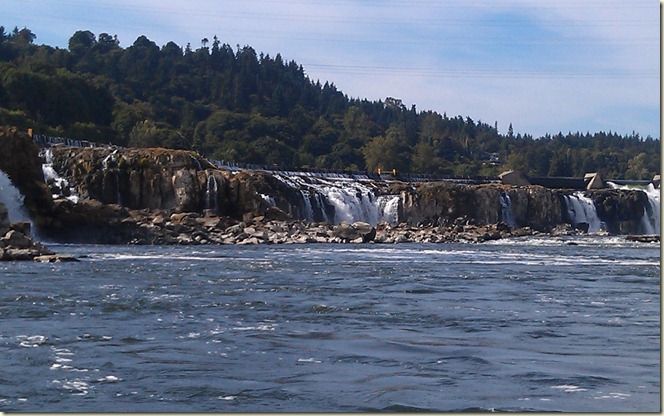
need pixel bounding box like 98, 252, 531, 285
44, 205, 543, 246
0, 128, 658, 246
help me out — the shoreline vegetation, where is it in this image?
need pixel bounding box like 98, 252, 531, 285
0, 24, 660, 261
0, 27, 659, 181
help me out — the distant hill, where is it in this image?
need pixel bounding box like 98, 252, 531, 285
0, 26, 659, 179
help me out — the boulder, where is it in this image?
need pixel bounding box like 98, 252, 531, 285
332, 222, 357, 241
33, 254, 79, 263
11, 221, 32, 236
4, 248, 37, 261
1, 230, 33, 249
332, 221, 376, 242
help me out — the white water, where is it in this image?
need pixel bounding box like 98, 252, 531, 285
204, 174, 218, 212
607, 182, 660, 235
564, 192, 604, 233
500, 192, 518, 229
0, 170, 33, 227
41, 149, 79, 203
641, 184, 660, 235
272, 174, 401, 225
260, 193, 276, 206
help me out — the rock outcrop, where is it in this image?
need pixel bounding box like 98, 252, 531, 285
0, 202, 75, 261
395, 182, 566, 232
587, 188, 649, 234
40, 205, 539, 246
0, 135, 654, 244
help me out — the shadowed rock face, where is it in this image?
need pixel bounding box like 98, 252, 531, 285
395, 182, 565, 232
50, 147, 211, 211
588, 188, 649, 234
47, 147, 651, 234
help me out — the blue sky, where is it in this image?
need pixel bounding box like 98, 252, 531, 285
3, 0, 660, 139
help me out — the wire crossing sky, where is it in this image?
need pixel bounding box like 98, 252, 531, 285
3, 0, 660, 139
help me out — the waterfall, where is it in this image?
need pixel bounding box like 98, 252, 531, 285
641, 184, 660, 235
608, 182, 660, 235
41, 149, 79, 203
114, 171, 123, 206
564, 191, 604, 233
313, 192, 330, 223
376, 195, 400, 225
499, 192, 518, 229
205, 174, 219, 212
308, 178, 400, 225
101, 150, 124, 205
300, 189, 315, 221
0, 170, 32, 228
271, 174, 401, 225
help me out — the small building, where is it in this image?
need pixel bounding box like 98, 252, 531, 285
499, 170, 530, 186
584, 172, 604, 189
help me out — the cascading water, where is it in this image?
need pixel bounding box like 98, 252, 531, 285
41, 149, 79, 203
300, 189, 315, 221
101, 150, 123, 205
313, 192, 330, 223
499, 192, 518, 229
204, 174, 219, 212
608, 182, 660, 235
564, 191, 604, 233
271, 174, 401, 225
641, 184, 660, 235
0, 170, 33, 228
376, 195, 400, 225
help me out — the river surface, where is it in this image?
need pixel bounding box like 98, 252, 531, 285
0, 236, 659, 412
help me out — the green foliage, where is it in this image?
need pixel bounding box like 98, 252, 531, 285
0, 27, 659, 179
362, 125, 410, 173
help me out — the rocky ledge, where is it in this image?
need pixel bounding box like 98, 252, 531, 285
52, 201, 575, 246
625, 235, 660, 243
0, 203, 77, 262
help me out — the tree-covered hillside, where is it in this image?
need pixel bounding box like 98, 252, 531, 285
0, 26, 660, 179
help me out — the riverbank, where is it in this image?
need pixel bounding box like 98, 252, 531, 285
42, 198, 619, 246
0, 130, 659, 253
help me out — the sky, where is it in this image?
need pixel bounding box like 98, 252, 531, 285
3, 0, 660, 139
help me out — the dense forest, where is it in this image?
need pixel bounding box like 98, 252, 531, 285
0, 26, 660, 179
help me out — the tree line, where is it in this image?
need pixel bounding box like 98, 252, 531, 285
0, 26, 659, 179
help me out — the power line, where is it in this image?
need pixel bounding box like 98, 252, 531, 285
301, 63, 658, 79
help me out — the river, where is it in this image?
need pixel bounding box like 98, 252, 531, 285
0, 236, 659, 412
